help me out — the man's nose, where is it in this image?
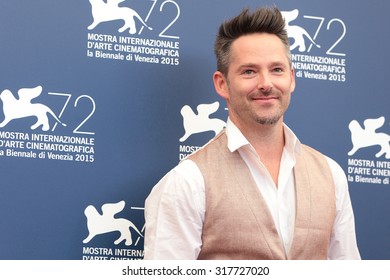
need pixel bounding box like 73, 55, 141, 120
257, 72, 273, 93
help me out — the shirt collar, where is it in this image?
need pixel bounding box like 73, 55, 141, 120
225, 117, 302, 156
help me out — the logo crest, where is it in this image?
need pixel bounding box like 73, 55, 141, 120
179, 101, 226, 142
0, 86, 66, 131
281, 9, 321, 52
348, 116, 390, 159
88, 0, 152, 34
83, 200, 143, 246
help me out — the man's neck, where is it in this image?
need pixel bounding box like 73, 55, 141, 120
236, 119, 285, 187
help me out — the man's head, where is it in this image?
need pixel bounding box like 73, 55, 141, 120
214, 6, 291, 76
213, 6, 295, 128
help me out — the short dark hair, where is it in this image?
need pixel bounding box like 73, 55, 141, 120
214, 6, 291, 75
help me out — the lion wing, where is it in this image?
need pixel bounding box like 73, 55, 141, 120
196, 102, 220, 116
107, 0, 126, 6
17, 86, 43, 103
363, 116, 385, 132
101, 200, 126, 218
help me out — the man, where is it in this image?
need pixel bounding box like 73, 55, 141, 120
144, 7, 360, 260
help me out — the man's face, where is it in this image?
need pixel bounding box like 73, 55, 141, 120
214, 33, 295, 128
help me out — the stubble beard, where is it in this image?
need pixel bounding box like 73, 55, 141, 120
253, 101, 284, 126
255, 115, 281, 126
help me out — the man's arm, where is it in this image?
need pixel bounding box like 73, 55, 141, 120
326, 157, 361, 260
144, 160, 205, 259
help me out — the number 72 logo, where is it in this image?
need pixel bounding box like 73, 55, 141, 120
49, 92, 96, 135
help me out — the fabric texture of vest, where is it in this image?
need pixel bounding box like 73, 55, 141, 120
188, 130, 336, 260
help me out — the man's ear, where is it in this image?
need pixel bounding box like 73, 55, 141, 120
290, 68, 296, 94
213, 71, 229, 99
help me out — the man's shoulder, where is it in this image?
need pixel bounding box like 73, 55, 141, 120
301, 143, 323, 154
186, 130, 227, 160
300, 144, 346, 179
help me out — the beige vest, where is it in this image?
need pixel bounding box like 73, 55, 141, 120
188, 130, 336, 260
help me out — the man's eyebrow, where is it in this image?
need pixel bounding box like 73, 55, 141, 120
237, 61, 288, 69
236, 63, 258, 69
269, 61, 289, 67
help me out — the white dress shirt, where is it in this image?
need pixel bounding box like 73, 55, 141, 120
144, 119, 361, 260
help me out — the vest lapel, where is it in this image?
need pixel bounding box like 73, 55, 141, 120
288, 145, 336, 259
288, 150, 311, 259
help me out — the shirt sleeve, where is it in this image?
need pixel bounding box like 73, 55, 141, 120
326, 157, 361, 260
143, 160, 205, 260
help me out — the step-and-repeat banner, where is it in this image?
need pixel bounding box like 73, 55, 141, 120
0, 0, 388, 260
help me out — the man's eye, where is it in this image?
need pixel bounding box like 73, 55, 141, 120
273, 67, 284, 73
243, 69, 254, 75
